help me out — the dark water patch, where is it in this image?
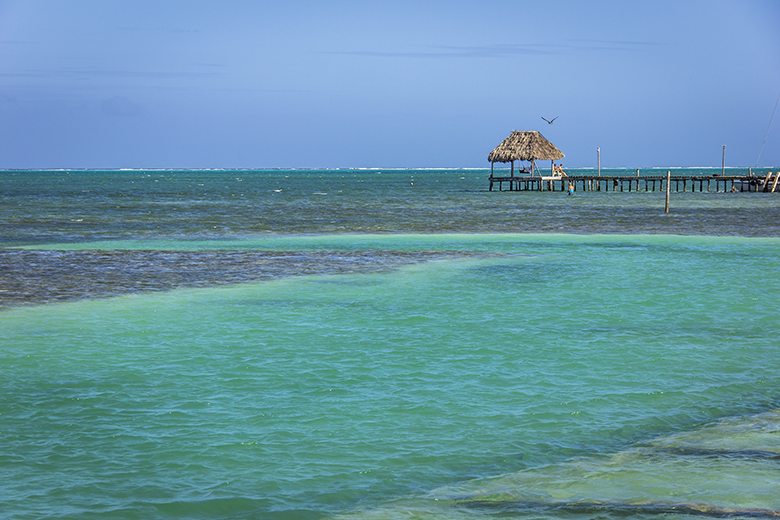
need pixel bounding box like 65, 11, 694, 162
0, 249, 495, 309
652, 447, 780, 460
460, 499, 780, 518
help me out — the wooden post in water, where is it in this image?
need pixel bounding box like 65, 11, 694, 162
722, 145, 726, 176
665, 170, 671, 213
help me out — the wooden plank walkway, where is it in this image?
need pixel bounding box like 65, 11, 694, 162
488, 174, 778, 193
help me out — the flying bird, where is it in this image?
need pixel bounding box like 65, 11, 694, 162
541, 116, 558, 124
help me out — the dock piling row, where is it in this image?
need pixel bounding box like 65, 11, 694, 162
488, 173, 777, 193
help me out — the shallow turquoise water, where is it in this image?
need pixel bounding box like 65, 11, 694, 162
2, 233, 779, 519
1, 170, 780, 519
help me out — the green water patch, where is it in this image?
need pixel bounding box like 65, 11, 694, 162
11, 232, 780, 251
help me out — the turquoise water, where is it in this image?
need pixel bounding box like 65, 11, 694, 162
1, 170, 780, 519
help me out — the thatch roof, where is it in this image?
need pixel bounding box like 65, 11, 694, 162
488, 131, 564, 163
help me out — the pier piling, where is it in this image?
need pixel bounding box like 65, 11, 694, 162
487, 172, 766, 193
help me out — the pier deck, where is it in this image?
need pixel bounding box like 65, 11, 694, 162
488, 174, 778, 193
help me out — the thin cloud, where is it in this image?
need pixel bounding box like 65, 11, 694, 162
74, 69, 219, 79
567, 38, 666, 50
438, 43, 565, 57
322, 40, 659, 59
0, 68, 220, 80
324, 43, 563, 59
116, 26, 204, 34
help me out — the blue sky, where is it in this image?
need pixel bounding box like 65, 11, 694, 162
1, 0, 778, 169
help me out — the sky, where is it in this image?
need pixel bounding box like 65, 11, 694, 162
1, 0, 779, 169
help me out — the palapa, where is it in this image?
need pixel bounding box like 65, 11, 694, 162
488, 131, 564, 164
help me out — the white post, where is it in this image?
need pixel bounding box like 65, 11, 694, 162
722, 145, 726, 176
597, 147, 601, 177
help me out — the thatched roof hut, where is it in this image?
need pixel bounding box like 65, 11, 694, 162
488, 131, 564, 177
488, 131, 564, 163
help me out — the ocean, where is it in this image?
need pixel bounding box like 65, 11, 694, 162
1, 168, 779, 519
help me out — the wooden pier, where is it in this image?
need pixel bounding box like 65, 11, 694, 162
488, 173, 779, 193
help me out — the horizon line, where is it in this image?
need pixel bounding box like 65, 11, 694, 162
0, 166, 770, 172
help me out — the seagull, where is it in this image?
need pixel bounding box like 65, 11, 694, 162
541, 116, 558, 124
